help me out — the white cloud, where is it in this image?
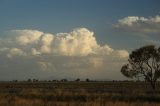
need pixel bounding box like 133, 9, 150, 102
37, 61, 53, 71
3, 28, 128, 57
52, 28, 99, 56
115, 15, 160, 34
40, 33, 54, 54
7, 48, 26, 58
118, 16, 148, 26
12, 30, 44, 46
151, 15, 160, 23
31, 48, 41, 55
41, 33, 54, 46
95, 45, 114, 55
88, 57, 103, 68
0, 28, 129, 80
115, 50, 129, 58
143, 39, 160, 45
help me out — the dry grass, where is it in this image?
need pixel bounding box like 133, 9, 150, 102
1, 98, 160, 106
0, 81, 160, 106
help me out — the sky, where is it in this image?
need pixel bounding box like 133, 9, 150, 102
0, 0, 160, 80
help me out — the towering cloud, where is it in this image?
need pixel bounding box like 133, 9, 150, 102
2, 28, 128, 57
0, 28, 129, 80
40, 33, 54, 54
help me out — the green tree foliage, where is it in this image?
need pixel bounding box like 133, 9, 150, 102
121, 45, 160, 89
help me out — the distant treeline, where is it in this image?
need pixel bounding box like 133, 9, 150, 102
9, 79, 146, 83
11, 78, 89, 82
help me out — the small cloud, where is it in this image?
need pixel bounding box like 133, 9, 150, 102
37, 61, 53, 71
7, 48, 26, 58
114, 15, 160, 35
114, 50, 129, 58
31, 48, 41, 55
40, 33, 54, 54
143, 39, 160, 45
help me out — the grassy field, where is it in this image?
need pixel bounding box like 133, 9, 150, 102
0, 81, 160, 106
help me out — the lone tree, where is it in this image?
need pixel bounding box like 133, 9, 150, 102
121, 45, 160, 89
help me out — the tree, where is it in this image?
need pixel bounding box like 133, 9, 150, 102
121, 45, 160, 89
33, 79, 38, 82
27, 79, 32, 82
75, 78, 80, 82
86, 78, 90, 82
61, 79, 68, 82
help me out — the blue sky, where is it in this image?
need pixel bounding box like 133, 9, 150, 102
0, 0, 160, 80
0, 0, 160, 48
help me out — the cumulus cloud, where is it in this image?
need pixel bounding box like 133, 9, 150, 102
115, 15, 160, 34
0, 28, 129, 80
52, 28, 98, 56
2, 28, 128, 57
12, 30, 43, 45
40, 33, 54, 54
7, 48, 26, 58
31, 48, 41, 55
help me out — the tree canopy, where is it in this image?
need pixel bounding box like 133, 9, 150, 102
121, 45, 160, 89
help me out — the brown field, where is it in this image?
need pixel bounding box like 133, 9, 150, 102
0, 81, 160, 106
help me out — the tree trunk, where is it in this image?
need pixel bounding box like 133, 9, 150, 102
151, 82, 156, 90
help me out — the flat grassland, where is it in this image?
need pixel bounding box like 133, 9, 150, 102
0, 81, 160, 106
